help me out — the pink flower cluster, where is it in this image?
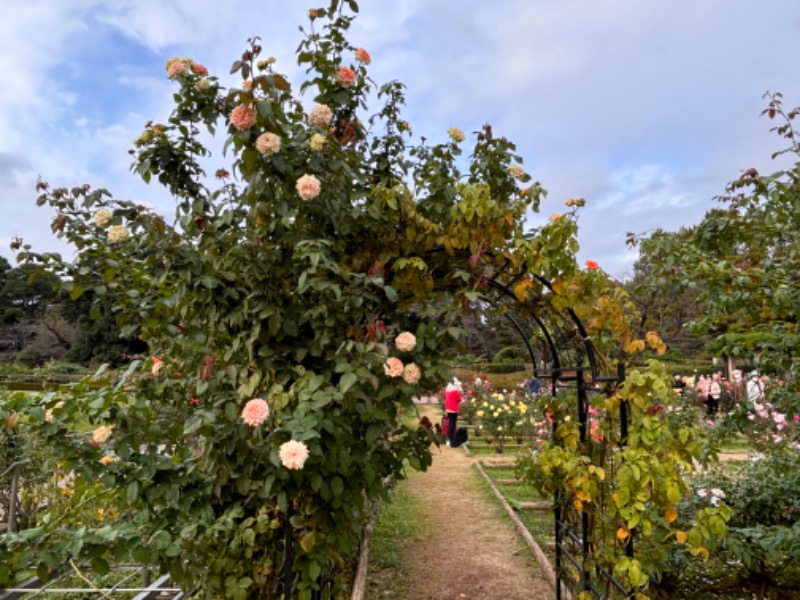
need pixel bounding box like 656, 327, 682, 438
279, 440, 309, 470
165, 57, 207, 80
241, 398, 270, 427
230, 105, 257, 130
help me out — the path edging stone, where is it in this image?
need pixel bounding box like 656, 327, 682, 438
474, 460, 561, 595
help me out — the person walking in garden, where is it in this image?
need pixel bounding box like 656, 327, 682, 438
672, 373, 686, 397
746, 371, 764, 406
707, 375, 722, 418
444, 379, 464, 447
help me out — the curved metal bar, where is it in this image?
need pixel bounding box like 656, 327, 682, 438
475, 295, 538, 368
485, 277, 562, 376
532, 274, 600, 379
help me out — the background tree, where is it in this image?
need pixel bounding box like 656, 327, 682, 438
633, 92, 800, 375
626, 228, 709, 359
0, 262, 60, 320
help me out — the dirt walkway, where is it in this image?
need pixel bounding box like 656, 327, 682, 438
401, 405, 553, 600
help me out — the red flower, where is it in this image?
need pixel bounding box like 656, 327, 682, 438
190, 398, 200, 405
585, 260, 599, 270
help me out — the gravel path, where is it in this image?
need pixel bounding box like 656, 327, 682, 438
401, 405, 553, 600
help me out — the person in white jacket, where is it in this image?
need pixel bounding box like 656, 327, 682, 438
746, 371, 764, 406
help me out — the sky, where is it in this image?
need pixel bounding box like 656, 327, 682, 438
1, 0, 799, 280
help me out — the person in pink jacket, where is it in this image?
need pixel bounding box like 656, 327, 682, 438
444, 379, 464, 446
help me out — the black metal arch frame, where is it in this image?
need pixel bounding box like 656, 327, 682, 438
276, 257, 635, 599
476, 270, 634, 600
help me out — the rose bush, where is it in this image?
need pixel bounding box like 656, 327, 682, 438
0, 1, 555, 597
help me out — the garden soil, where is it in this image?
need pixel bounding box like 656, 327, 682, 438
400, 404, 553, 600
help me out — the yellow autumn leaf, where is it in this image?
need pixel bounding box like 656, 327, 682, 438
675, 530, 688, 544
616, 527, 630, 541
573, 499, 583, 511
626, 339, 645, 353
514, 281, 531, 303
665, 507, 677, 523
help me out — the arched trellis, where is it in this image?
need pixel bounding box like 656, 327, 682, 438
273, 250, 636, 600
458, 266, 635, 600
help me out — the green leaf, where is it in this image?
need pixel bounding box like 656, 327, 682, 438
383, 285, 398, 302
91, 557, 110, 575
127, 481, 139, 504
365, 423, 380, 445
184, 415, 203, 435
339, 371, 357, 393
331, 476, 344, 497
307, 560, 321, 582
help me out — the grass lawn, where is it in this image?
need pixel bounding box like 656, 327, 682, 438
364, 481, 425, 599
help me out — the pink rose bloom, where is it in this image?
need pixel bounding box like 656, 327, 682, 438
230, 104, 257, 130
549, 213, 561, 222
279, 440, 309, 470
151, 357, 163, 376
402, 363, 421, 385
384, 357, 404, 378
308, 104, 333, 127
335, 66, 356, 88
191, 63, 208, 76
296, 174, 321, 201
395, 331, 417, 352
355, 48, 371, 65
241, 398, 270, 427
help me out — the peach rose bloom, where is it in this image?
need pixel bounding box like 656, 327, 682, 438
93, 425, 114, 444
402, 363, 422, 385
296, 174, 321, 201
279, 440, 309, 470
384, 357, 404, 378
355, 48, 371, 65
335, 66, 356, 87
255, 132, 281, 156
241, 398, 270, 426
395, 331, 417, 352
308, 104, 333, 127
230, 105, 257, 130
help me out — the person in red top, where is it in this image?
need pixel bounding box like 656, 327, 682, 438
444, 379, 464, 446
